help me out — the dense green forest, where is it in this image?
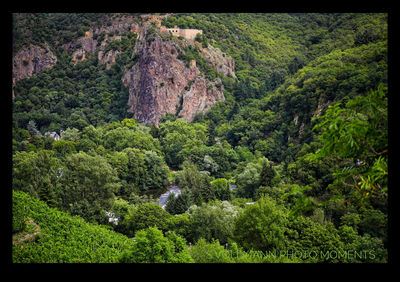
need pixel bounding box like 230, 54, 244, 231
12, 13, 388, 263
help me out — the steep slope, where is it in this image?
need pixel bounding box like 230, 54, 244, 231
123, 25, 225, 124
12, 43, 57, 85
12, 13, 233, 126
12, 191, 134, 263
164, 13, 388, 162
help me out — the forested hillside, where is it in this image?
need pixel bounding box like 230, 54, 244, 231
12, 13, 388, 263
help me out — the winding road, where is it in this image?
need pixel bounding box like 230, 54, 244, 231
157, 185, 181, 208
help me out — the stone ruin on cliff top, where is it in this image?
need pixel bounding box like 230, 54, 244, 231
135, 15, 203, 41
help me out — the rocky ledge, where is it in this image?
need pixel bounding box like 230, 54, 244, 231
12, 43, 57, 86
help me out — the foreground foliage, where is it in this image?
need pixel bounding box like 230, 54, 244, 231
12, 13, 388, 263
12, 191, 134, 263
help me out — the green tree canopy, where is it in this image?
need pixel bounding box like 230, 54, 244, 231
158, 119, 207, 168
102, 126, 161, 153
124, 203, 172, 236
175, 161, 215, 205
233, 195, 288, 252
12, 150, 60, 205
312, 84, 388, 206
119, 227, 193, 263
187, 201, 240, 245
58, 151, 120, 223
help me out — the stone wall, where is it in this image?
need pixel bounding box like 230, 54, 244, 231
165, 26, 203, 40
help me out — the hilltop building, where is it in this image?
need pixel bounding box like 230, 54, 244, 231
131, 15, 203, 41
164, 25, 203, 40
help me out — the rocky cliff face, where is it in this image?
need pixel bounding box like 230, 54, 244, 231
12, 43, 57, 85
64, 15, 138, 67
71, 30, 98, 64
123, 25, 226, 125
12, 14, 235, 125
179, 75, 225, 122
199, 44, 236, 78
65, 30, 123, 67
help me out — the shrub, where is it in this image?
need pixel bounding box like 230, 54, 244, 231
119, 227, 193, 263
124, 203, 172, 236
12, 191, 134, 263
12, 191, 27, 233
190, 238, 233, 263
233, 195, 288, 252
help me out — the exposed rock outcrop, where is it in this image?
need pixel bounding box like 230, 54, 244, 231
179, 75, 224, 122
12, 14, 234, 125
65, 15, 136, 66
123, 27, 225, 125
71, 30, 98, 64
98, 49, 121, 70
199, 44, 236, 78
93, 15, 136, 35
12, 43, 57, 85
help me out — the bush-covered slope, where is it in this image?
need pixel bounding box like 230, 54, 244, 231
163, 13, 387, 95
12, 191, 134, 263
11, 13, 389, 263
